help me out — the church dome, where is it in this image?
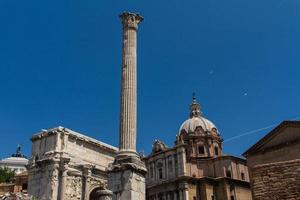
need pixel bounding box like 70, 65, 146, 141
180, 116, 216, 133
178, 95, 218, 134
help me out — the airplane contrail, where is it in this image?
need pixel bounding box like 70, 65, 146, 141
223, 115, 300, 143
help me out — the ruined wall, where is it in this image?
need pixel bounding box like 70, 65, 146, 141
250, 159, 300, 200
247, 142, 300, 200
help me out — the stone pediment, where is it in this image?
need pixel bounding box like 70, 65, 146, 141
243, 121, 300, 157
151, 140, 168, 154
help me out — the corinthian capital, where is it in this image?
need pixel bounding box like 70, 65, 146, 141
120, 12, 144, 30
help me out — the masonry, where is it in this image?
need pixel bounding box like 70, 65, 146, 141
243, 121, 300, 200
27, 127, 117, 200
251, 159, 300, 199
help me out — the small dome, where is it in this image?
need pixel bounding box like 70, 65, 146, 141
179, 95, 218, 134
179, 116, 216, 133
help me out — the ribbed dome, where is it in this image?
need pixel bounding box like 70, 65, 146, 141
179, 116, 216, 133
179, 95, 218, 134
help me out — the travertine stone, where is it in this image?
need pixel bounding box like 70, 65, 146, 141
28, 127, 117, 200
108, 169, 146, 200
96, 189, 113, 200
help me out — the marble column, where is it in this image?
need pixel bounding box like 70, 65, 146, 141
108, 12, 147, 200
179, 190, 183, 200
117, 11, 143, 159
51, 161, 60, 200
174, 191, 177, 200
83, 164, 93, 200
167, 192, 171, 200
182, 182, 189, 200
59, 157, 70, 200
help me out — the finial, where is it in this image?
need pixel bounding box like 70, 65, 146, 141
192, 92, 196, 102
189, 93, 202, 118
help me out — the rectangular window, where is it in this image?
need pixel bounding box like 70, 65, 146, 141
198, 146, 205, 154
159, 168, 163, 179
226, 170, 232, 178
231, 196, 235, 200
150, 166, 154, 178
241, 172, 245, 180
214, 147, 219, 156
168, 160, 173, 173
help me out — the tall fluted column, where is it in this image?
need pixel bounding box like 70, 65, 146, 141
118, 12, 143, 157
108, 12, 146, 200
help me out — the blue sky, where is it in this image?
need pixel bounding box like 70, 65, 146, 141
0, 0, 299, 159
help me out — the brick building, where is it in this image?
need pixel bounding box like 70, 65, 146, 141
243, 121, 300, 200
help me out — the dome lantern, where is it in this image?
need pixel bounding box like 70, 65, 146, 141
189, 93, 202, 118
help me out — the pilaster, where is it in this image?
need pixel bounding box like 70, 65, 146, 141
82, 164, 94, 200
58, 157, 70, 200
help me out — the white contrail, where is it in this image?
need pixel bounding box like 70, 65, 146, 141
223, 116, 300, 143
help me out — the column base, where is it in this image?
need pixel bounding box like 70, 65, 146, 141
108, 156, 147, 200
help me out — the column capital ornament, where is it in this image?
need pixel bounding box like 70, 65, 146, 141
120, 12, 144, 30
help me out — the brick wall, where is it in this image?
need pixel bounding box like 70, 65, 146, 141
250, 159, 300, 200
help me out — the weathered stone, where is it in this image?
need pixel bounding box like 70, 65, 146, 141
244, 121, 300, 200
108, 12, 147, 200
27, 127, 117, 200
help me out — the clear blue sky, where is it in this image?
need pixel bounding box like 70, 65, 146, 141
0, 0, 300, 159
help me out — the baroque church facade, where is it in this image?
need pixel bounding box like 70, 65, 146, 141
144, 97, 252, 200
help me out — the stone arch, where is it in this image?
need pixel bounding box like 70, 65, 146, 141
89, 187, 103, 200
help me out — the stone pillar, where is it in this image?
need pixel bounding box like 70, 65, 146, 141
183, 189, 189, 200
174, 191, 177, 200
167, 192, 171, 200
117, 11, 143, 159
179, 190, 183, 200
59, 157, 70, 200
108, 12, 147, 200
51, 161, 60, 200
177, 147, 187, 176
83, 164, 93, 200
180, 182, 189, 200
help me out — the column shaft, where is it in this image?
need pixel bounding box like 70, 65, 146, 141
59, 170, 67, 200
119, 12, 143, 156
